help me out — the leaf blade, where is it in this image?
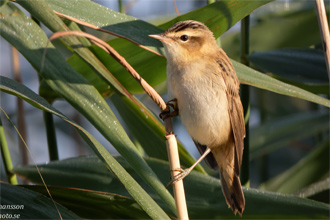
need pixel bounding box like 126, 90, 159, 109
0, 182, 81, 219
24, 186, 151, 219
248, 49, 328, 85
234, 60, 330, 107
14, 156, 330, 219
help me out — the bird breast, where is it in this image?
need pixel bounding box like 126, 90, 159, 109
167, 60, 231, 148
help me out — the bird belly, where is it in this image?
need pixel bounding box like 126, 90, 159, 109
168, 67, 231, 148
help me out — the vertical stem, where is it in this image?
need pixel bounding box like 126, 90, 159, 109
240, 15, 250, 187
172, 0, 180, 16
72, 112, 85, 156
43, 111, 59, 161
0, 114, 18, 184
164, 119, 189, 220
31, 15, 59, 161
118, 0, 124, 14
166, 135, 189, 220
240, 17, 250, 66
12, 47, 28, 165
315, 0, 330, 81
258, 91, 268, 183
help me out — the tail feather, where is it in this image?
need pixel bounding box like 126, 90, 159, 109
212, 135, 245, 216
220, 170, 245, 216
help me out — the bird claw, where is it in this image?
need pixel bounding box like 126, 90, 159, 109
159, 110, 178, 121
167, 168, 188, 187
166, 99, 178, 111
159, 109, 170, 120
159, 99, 179, 121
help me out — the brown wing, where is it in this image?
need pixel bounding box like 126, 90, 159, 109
216, 49, 245, 175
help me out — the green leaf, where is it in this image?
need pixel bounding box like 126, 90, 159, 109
44, 0, 167, 95
46, 0, 163, 52
24, 186, 151, 219
12, 155, 171, 216
270, 75, 330, 95
67, 41, 167, 95
260, 137, 329, 194
0, 76, 170, 219
248, 49, 328, 84
20, 0, 130, 99
248, 48, 329, 94
0, 182, 81, 219
250, 111, 329, 159
64, 52, 113, 97
15, 156, 330, 219
111, 94, 168, 160
234, 60, 330, 107
91, 40, 167, 94
2, 1, 175, 214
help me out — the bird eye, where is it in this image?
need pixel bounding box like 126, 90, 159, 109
180, 35, 189, 41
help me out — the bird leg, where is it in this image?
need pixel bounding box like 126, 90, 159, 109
168, 147, 212, 186
159, 98, 179, 121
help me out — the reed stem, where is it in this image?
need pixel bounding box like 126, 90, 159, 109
44, 111, 59, 161
0, 113, 18, 184
240, 15, 250, 187
315, 0, 330, 81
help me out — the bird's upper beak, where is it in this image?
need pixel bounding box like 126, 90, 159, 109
149, 33, 169, 42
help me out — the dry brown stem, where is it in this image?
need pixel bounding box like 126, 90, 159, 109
173, 0, 181, 16
11, 47, 28, 165
315, 0, 330, 81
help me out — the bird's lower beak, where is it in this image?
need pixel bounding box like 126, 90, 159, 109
149, 34, 167, 42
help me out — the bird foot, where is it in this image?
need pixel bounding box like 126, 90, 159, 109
159, 99, 179, 121
167, 167, 190, 187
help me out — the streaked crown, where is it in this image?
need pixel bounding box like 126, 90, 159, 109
150, 20, 218, 61
165, 20, 209, 34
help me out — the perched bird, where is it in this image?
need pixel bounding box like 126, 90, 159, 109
149, 20, 246, 215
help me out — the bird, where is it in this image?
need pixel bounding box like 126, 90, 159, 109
149, 20, 246, 215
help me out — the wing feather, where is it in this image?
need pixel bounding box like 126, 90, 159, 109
216, 49, 245, 174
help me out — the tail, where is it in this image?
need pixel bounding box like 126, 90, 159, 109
220, 169, 245, 216
212, 139, 245, 215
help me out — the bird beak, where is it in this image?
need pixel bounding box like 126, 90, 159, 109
149, 34, 168, 42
